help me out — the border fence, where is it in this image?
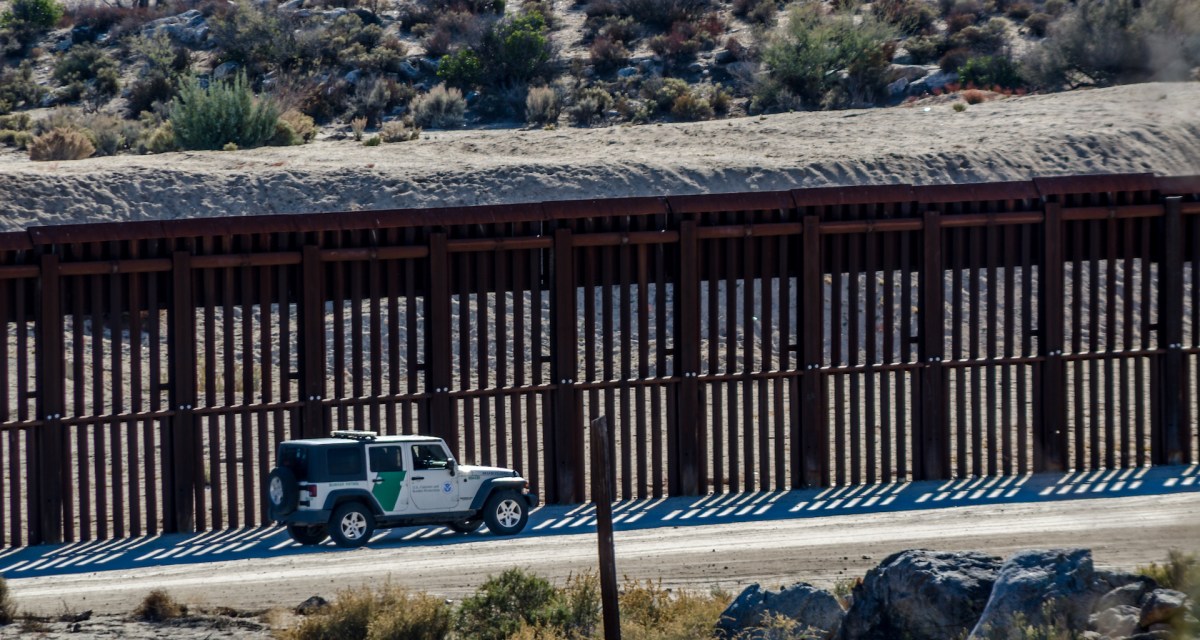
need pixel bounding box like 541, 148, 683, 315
2, 172, 1198, 547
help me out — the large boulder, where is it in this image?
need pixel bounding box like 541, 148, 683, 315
718, 583, 845, 640
142, 10, 210, 47
969, 549, 1103, 639
838, 550, 1002, 640
1139, 588, 1190, 628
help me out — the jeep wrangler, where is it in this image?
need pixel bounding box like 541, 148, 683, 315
266, 430, 538, 547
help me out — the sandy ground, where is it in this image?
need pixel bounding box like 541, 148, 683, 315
0, 83, 1198, 230
3, 468, 1199, 637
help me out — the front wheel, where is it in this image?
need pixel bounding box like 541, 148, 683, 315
287, 523, 328, 545
329, 502, 376, 548
483, 490, 528, 536
448, 517, 483, 534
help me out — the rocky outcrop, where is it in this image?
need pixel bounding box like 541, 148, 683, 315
718, 582, 845, 640
837, 549, 1002, 640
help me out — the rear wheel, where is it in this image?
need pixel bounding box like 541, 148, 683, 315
266, 468, 299, 518
483, 490, 528, 536
329, 502, 376, 548
287, 523, 328, 545
448, 517, 483, 534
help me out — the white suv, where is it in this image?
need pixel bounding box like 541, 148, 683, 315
266, 431, 538, 547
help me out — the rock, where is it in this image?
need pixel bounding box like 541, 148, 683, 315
719, 583, 845, 640
908, 70, 958, 95
687, 62, 704, 74
969, 549, 1097, 639
323, 8, 349, 19
838, 550, 1001, 640
54, 38, 73, 52
279, 0, 303, 10
887, 77, 908, 96
142, 10, 210, 47
617, 66, 638, 78
418, 57, 440, 73
1139, 589, 1189, 628
295, 595, 328, 615
398, 60, 421, 80
1090, 604, 1141, 638
714, 48, 736, 64
1095, 583, 1151, 613
70, 24, 97, 44
887, 64, 929, 83
344, 68, 362, 84
213, 61, 240, 81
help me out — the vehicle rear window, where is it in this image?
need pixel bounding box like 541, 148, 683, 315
326, 446, 364, 479
279, 445, 309, 480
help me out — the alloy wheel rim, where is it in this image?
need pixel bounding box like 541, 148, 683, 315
269, 477, 283, 505
342, 512, 366, 539
497, 500, 521, 528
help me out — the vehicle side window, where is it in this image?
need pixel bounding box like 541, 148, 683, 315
280, 446, 308, 480
411, 444, 449, 471
369, 446, 404, 473
326, 446, 364, 479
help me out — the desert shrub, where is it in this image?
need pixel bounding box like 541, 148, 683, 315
599, 15, 640, 43
79, 113, 131, 156
0, 113, 30, 130
618, 578, 732, 640
1, 0, 63, 43
567, 86, 613, 125
0, 61, 44, 114
134, 589, 184, 622
959, 54, 1022, 88
482, 11, 555, 84
1005, 1, 1032, 19
208, 0, 297, 74
761, 4, 896, 109
733, 0, 779, 26
170, 72, 280, 150
873, 0, 936, 35
710, 84, 731, 113
902, 34, 944, 63
410, 84, 466, 128
52, 43, 122, 106
1024, 12, 1053, 36
455, 569, 564, 640
945, 11, 975, 32
365, 592, 450, 639
613, 0, 710, 29
0, 575, 13, 625
640, 76, 689, 111
270, 108, 317, 145
284, 584, 452, 640
380, 116, 420, 141
0, 129, 32, 149
438, 48, 485, 88
1043, 0, 1067, 16
127, 71, 177, 118
1139, 551, 1200, 636
748, 77, 803, 113
939, 46, 971, 71
648, 22, 702, 62
142, 120, 177, 153
347, 76, 414, 125
590, 35, 631, 71
670, 90, 713, 120
421, 10, 488, 58
350, 115, 367, 140
949, 18, 1008, 54
525, 85, 560, 124
960, 87, 986, 103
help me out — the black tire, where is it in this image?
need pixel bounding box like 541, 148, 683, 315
329, 502, 376, 548
287, 523, 328, 545
447, 517, 483, 534
483, 490, 528, 536
266, 467, 299, 518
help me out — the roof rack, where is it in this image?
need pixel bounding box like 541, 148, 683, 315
331, 430, 377, 441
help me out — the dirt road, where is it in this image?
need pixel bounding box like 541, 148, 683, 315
5, 466, 1198, 621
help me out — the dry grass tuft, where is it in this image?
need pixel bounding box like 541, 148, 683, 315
28, 127, 95, 161
134, 589, 185, 622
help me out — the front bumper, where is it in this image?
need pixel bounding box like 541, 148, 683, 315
523, 493, 539, 509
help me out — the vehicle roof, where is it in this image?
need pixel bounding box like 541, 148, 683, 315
282, 435, 446, 446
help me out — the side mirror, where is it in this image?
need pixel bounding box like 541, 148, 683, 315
447, 459, 457, 476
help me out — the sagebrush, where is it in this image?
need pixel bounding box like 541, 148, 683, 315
170, 72, 279, 150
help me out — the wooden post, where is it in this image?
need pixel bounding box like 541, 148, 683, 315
427, 233, 455, 449
551, 228, 581, 503
674, 221, 701, 495
591, 416, 622, 640
918, 209, 947, 481
1038, 203, 1067, 472
800, 214, 826, 487
35, 252, 64, 545
301, 245, 327, 439
1159, 196, 1185, 465
168, 251, 198, 533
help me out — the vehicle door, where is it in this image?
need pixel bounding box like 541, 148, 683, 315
367, 444, 409, 514
407, 443, 460, 511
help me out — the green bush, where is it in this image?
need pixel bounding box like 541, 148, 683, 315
902, 34, 945, 63
142, 120, 178, 154
346, 76, 414, 126
482, 11, 555, 84
0, 61, 44, 114
285, 584, 453, 640
567, 85, 612, 125
455, 568, 561, 640
590, 35, 631, 72
208, 0, 297, 73
170, 72, 280, 150
1024, 12, 1053, 37
52, 43, 121, 105
525, 85, 560, 125
613, 0, 710, 29
1, 0, 63, 31
410, 83, 466, 128
618, 578, 732, 640
761, 4, 896, 109
271, 108, 318, 145
959, 54, 1023, 88
0, 129, 32, 149
873, 0, 936, 35
438, 48, 485, 88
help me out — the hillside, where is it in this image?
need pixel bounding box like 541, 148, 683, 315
0, 81, 1197, 230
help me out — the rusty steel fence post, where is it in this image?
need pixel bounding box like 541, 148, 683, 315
428, 232, 455, 449
674, 220, 701, 496
551, 228, 582, 503
918, 209, 948, 481
168, 250, 198, 533
300, 245, 327, 439
800, 214, 826, 487
35, 252, 64, 544
1038, 202, 1068, 472
1159, 196, 1185, 465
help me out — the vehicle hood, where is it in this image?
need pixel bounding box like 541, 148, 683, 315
458, 465, 520, 480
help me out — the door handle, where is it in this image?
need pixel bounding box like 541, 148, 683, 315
412, 476, 426, 481
372, 478, 385, 484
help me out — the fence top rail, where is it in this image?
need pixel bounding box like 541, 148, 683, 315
0, 173, 1193, 251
